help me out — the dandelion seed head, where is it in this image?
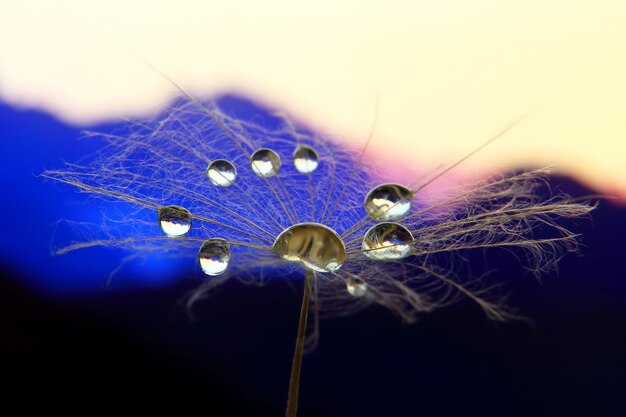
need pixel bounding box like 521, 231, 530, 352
44, 94, 595, 325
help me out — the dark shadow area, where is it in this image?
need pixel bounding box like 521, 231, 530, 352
1, 177, 624, 416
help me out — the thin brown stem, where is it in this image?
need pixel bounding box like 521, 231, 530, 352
285, 268, 315, 417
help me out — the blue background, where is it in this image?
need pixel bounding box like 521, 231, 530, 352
1, 98, 625, 416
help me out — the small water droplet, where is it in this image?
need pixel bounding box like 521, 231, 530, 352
362, 222, 414, 260
293, 145, 319, 173
346, 276, 368, 297
364, 184, 413, 220
207, 159, 237, 187
198, 238, 231, 276
251, 148, 281, 177
158, 205, 192, 237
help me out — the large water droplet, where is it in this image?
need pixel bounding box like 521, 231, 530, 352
273, 223, 346, 272
198, 238, 231, 276
346, 276, 368, 297
207, 159, 237, 187
293, 145, 319, 174
251, 148, 281, 177
362, 222, 414, 260
364, 184, 413, 220
158, 205, 192, 237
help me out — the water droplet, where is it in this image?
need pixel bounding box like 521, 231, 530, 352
251, 148, 281, 177
158, 205, 192, 237
198, 238, 231, 276
207, 159, 237, 187
273, 223, 346, 272
364, 184, 413, 220
346, 276, 368, 297
293, 145, 319, 174
362, 222, 414, 260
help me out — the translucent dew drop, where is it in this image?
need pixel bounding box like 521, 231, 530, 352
251, 148, 281, 177
207, 159, 237, 187
273, 223, 346, 272
362, 222, 414, 261
198, 238, 231, 276
346, 276, 368, 297
158, 205, 192, 237
293, 145, 319, 174
364, 183, 413, 220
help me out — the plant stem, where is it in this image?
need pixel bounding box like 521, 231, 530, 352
285, 268, 315, 417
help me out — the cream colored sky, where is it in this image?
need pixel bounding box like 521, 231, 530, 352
1, 0, 625, 199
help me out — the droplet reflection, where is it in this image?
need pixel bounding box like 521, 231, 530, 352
207, 159, 237, 187
346, 276, 368, 297
293, 145, 319, 174
198, 238, 231, 276
251, 148, 281, 177
273, 223, 346, 272
158, 205, 192, 237
362, 222, 414, 260
364, 183, 413, 220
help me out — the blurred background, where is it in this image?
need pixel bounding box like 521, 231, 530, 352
0, 1, 625, 416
